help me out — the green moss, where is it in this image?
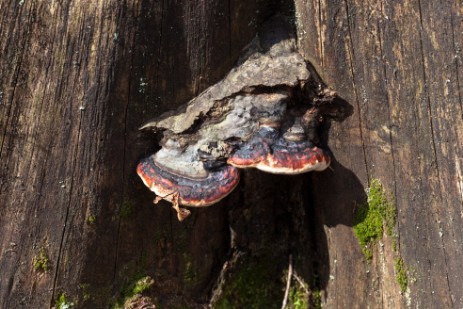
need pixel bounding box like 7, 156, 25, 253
215, 259, 282, 309
288, 286, 309, 309
311, 290, 322, 309
353, 180, 410, 293
120, 201, 133, 218
79, 283, 91, 302
395, 257, 408, 293
33, 247, 49, 272
112, 276, 154, 309
353, 179, 397, 261
87, 215, 96, 225
55, 293, 74, 309
131, 276, 154, 295
391, 238, 398, 252
183, 259, 197, 284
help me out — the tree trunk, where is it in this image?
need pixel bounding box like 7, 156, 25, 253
296, 0, 463, 308
0, 0, 462, 308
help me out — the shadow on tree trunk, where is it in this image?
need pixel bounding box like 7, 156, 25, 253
60, 2, 364, 308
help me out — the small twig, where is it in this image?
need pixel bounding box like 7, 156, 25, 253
153, 192, 176, 204
154, 192, 191, 221
171, 192, 191, 221
281, 254, 293, 309
292, 272, 309, 294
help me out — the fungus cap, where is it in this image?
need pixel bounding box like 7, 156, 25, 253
228, 127, 330, 174
137, 155, 240, 207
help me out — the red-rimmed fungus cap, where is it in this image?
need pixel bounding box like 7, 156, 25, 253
228, 127, 330, 174
227, 126, 278, 168
258, 139, 330, 174
137, 155, 240, 207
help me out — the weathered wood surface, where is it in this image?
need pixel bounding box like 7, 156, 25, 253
296, 0, 463, 307
1, 0, 462, 308
0, 0, 278, 307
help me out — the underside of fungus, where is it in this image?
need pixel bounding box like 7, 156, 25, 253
137, 17, 352, 220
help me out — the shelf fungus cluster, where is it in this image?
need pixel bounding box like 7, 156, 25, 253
137, 22, 352, 220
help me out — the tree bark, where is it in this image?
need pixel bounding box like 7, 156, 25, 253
0, 0, 462, 308
296, 0, 463, 308
0, 0, 286, 307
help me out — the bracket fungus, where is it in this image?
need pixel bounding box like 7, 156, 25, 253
137, 18, 352, 220
227, 123, 331, 174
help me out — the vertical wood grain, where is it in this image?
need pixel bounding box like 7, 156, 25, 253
296, 0, 463, 307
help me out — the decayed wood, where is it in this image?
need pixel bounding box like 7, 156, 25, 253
0, 1, 124, 307
296, 0, 463, 307
2, 0, 462, 308
0, 0, 287, 307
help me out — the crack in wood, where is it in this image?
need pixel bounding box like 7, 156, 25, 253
0, 0, 36, 162
342, 0, 370, 184
50, 109, 84, 306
